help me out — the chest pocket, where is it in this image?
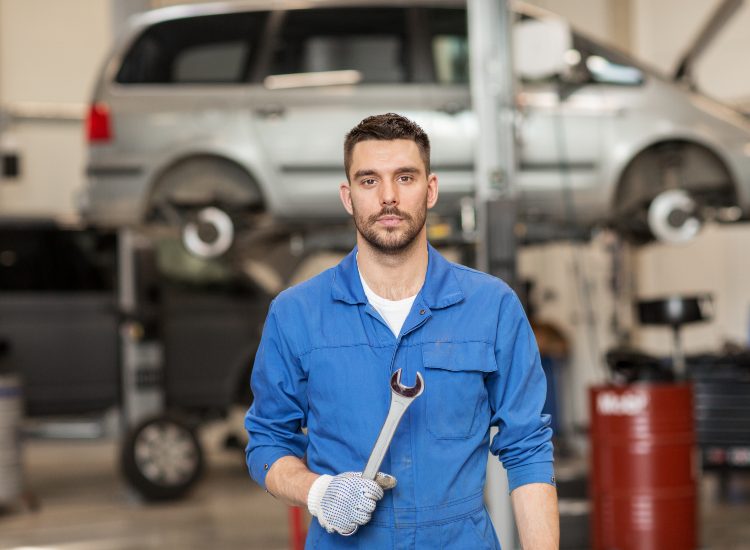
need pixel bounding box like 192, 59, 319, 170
422, 342, 498, 439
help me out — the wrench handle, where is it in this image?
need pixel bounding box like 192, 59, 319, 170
362, 395, 410, 480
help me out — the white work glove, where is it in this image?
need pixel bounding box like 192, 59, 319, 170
307, 471, 397, 535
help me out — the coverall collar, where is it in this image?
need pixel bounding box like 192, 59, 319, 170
331, 243, 464, 310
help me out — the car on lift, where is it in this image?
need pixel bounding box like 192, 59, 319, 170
80, 0, 750, 251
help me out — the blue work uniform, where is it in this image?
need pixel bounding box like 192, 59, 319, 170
245, 245, 554, 549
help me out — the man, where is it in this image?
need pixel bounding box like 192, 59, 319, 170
246, 113, 558, 548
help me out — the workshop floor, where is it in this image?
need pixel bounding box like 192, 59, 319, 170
0, 424, 290, 550
1, 428, 750, 550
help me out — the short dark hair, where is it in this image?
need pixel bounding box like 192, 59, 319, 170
343, 113, 431, 180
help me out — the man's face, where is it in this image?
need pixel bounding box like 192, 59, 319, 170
340, 139, 438, 254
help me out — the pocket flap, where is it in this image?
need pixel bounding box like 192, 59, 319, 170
422, 341, 497, 374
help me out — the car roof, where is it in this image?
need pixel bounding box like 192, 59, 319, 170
125, 0, 552, 33
114, 0, 672, 87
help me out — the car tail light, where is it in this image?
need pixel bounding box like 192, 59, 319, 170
86, 102, 112, 142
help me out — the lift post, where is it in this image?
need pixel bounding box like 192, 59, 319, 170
469, 0, 518, 282
117, 228, 165, 430
467, 0, 520, 548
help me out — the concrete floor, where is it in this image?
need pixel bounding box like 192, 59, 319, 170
1, 427, 750, 550
0, 428, 290, 550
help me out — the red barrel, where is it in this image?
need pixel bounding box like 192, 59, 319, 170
589, 383, 697, 550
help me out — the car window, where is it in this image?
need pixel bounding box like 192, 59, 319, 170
565, 34, 645, 86
173, 42, 247, 82
427, 8, 470, 85
116, 12, 269, 84
265, 7, 409, 84
422, 8, 640, 88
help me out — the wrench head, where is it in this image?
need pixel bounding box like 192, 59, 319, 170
390, 369, 424, 398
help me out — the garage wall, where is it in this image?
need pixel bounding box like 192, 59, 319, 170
633, 0, 750, 104
0, 1, 112, 104
0, 0, 113, 220
631, 0, 717, 75
635, 224, 750, 354
526, 0, 617, 49
538, 0, 750, 106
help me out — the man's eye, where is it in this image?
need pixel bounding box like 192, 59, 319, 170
362, 179, 376, 186
398, 175, 413, 183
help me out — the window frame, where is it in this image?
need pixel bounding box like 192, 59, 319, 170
115, 11, 270, 85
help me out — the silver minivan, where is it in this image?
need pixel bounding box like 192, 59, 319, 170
81, 0, 750, 253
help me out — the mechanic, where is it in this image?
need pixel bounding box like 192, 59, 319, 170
245, 113, 558, 549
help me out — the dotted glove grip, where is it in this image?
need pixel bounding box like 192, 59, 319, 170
307, 472, 396, 536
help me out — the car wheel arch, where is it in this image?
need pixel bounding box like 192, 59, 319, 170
611, 138, 739, 224
142, 153, 267, 223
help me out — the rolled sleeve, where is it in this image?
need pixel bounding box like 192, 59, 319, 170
488, 291, 554, 491
506, 461, 556, 492
247, 446, 301, 491
245, 300, 308, 491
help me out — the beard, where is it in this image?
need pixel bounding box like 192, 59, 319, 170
352, 201, 427, 255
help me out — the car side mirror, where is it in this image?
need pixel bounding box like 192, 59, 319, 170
514, 18, 572, 81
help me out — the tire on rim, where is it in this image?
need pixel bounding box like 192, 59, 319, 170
647, 189, 702, 243
181, 205, 235, 258
613, 140, 736, 243
147, 156, 263, 257
121, 414, 204, 501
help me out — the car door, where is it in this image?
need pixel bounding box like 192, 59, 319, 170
248, 5, 467, 221
516, 77, 607, 226
517, 30, 650, 228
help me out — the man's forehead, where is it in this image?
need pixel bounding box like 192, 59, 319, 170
350, 139, 423, 165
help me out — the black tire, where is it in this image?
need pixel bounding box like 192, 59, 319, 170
120, 414, 204, 501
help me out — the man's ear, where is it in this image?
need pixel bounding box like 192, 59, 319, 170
339, 181, 354, 215
427, 173, 439, 209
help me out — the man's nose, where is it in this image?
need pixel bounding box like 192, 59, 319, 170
380, 180, 398, 205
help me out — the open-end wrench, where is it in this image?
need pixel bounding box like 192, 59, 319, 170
342, 369, 424, 536
362, 369, 424, 480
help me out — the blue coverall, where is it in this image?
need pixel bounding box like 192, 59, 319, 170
246, 245, 554, 549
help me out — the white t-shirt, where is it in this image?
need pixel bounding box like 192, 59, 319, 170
359, 271, 417, 337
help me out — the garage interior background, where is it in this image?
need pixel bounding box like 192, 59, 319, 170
3, 0, 750, 453
1, 0, 750, 549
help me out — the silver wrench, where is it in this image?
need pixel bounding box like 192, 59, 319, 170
342, 369, 424, 536
362, 369, 424, 480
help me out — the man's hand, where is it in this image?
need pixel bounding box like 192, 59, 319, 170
308, 472, 396, 535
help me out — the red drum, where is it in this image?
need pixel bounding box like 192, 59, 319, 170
589, 383, 697, 550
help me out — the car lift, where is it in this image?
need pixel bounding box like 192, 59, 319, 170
118, 228, 165, 429
116, 227, 207, 501
468, 0, 520, 547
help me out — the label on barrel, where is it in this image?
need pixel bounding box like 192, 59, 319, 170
596, 390, 648, 415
